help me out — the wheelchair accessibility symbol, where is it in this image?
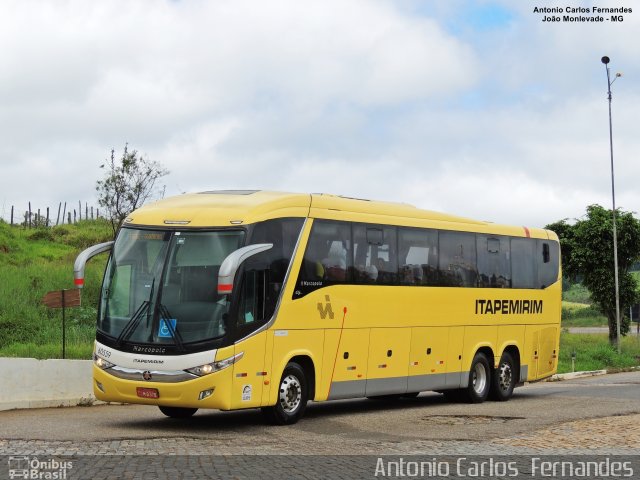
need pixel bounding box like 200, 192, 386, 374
158, 318, 177, 338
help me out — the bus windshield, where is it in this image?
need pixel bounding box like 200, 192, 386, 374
98, 228, 245, 348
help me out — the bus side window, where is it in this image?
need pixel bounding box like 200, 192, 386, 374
476, 235, 511, 288
438, 231, 478, 287
511, 238, 537, 289
398, 227, 438, 286
353, 224, 397, 285
294, 220, 352, 297
240, 218, 304, 324
237, 269, 266, 327
537, 240, 559, 288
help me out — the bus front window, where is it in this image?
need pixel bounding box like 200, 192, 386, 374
98, 228, 245, 348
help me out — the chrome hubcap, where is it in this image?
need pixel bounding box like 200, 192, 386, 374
498, 362, 513, 392
279, 374, 302, 413
472, 363, 487, 395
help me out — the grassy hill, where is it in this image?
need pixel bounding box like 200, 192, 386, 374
0, 219, 112, 358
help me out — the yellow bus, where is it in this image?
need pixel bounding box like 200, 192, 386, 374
75, 190, 561, 424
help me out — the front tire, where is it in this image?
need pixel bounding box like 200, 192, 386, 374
461, 352, 491, 403
489, 352, 516, 401
158, 406, 198, 418
262, 362, 308, 425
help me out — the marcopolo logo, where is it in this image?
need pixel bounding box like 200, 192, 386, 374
8, 456, 73, 479
317, 295, 335, 320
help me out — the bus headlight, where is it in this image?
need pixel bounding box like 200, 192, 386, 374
186, 352, 244, 377
94, 354, 115, 370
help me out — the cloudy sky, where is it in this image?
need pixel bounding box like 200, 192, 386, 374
1, 0, 638, 228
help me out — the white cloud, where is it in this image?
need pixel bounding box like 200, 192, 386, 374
0, 0, 638, 230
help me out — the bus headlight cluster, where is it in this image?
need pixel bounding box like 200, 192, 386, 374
94, 354, 115, 370
186, 352, 244, 377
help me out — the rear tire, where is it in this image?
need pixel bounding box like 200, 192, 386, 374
158, 406, 198, 418
262, 362, 308, 425
489, 352, 516, 401
461, 352, 491, 403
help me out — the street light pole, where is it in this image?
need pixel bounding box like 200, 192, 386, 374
601, 55, 622, 354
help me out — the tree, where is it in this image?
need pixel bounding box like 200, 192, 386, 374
546, 204, 640, 344
96, 144, 168, 235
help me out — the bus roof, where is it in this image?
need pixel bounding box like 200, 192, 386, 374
125, 190, 555, 240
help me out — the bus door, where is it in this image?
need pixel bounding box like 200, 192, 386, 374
230, 269, 269, 409
524, 325, 558, 381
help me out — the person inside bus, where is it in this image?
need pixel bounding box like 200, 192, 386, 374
322, 242, 347, 281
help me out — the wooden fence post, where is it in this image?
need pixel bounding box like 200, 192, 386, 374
10, 205, 13, 226
28, 202, 32, 228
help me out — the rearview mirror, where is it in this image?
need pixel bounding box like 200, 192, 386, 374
217, 243, 273, 295
73, 241, 114, 288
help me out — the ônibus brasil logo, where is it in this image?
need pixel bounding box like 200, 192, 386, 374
8, 456, 73, 479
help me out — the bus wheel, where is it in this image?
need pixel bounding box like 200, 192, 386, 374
489, 352, 516, 401
462, 352, 491, 403
262, 362, 308, 425
158, 406, 198, 418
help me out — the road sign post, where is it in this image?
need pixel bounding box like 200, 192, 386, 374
41, 289, 81, 359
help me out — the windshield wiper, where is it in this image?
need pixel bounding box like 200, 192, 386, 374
158, 303, 186, 353
115, 278, 155, 347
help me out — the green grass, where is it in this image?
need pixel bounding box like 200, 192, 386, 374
563, 282, 592, 304
558, 332, 640, 373
561, 282, 608, 326
0, 342, 93, 359
561, 301, 608, 327
0, 219, 112, 359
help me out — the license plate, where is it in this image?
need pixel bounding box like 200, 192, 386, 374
136, 387, 159, 399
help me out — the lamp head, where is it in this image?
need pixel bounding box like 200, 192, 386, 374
601, 56, 610, 64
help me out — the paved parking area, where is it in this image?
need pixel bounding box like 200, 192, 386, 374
2, 373, 640, 478
1, 371, 639, 458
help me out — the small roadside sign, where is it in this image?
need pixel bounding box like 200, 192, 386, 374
41, 289, 81, 308
41, 289, 82, 359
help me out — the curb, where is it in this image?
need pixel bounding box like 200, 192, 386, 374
0, 397, 97, 412
0, 358, 94, 412
549, 369, 608, 381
